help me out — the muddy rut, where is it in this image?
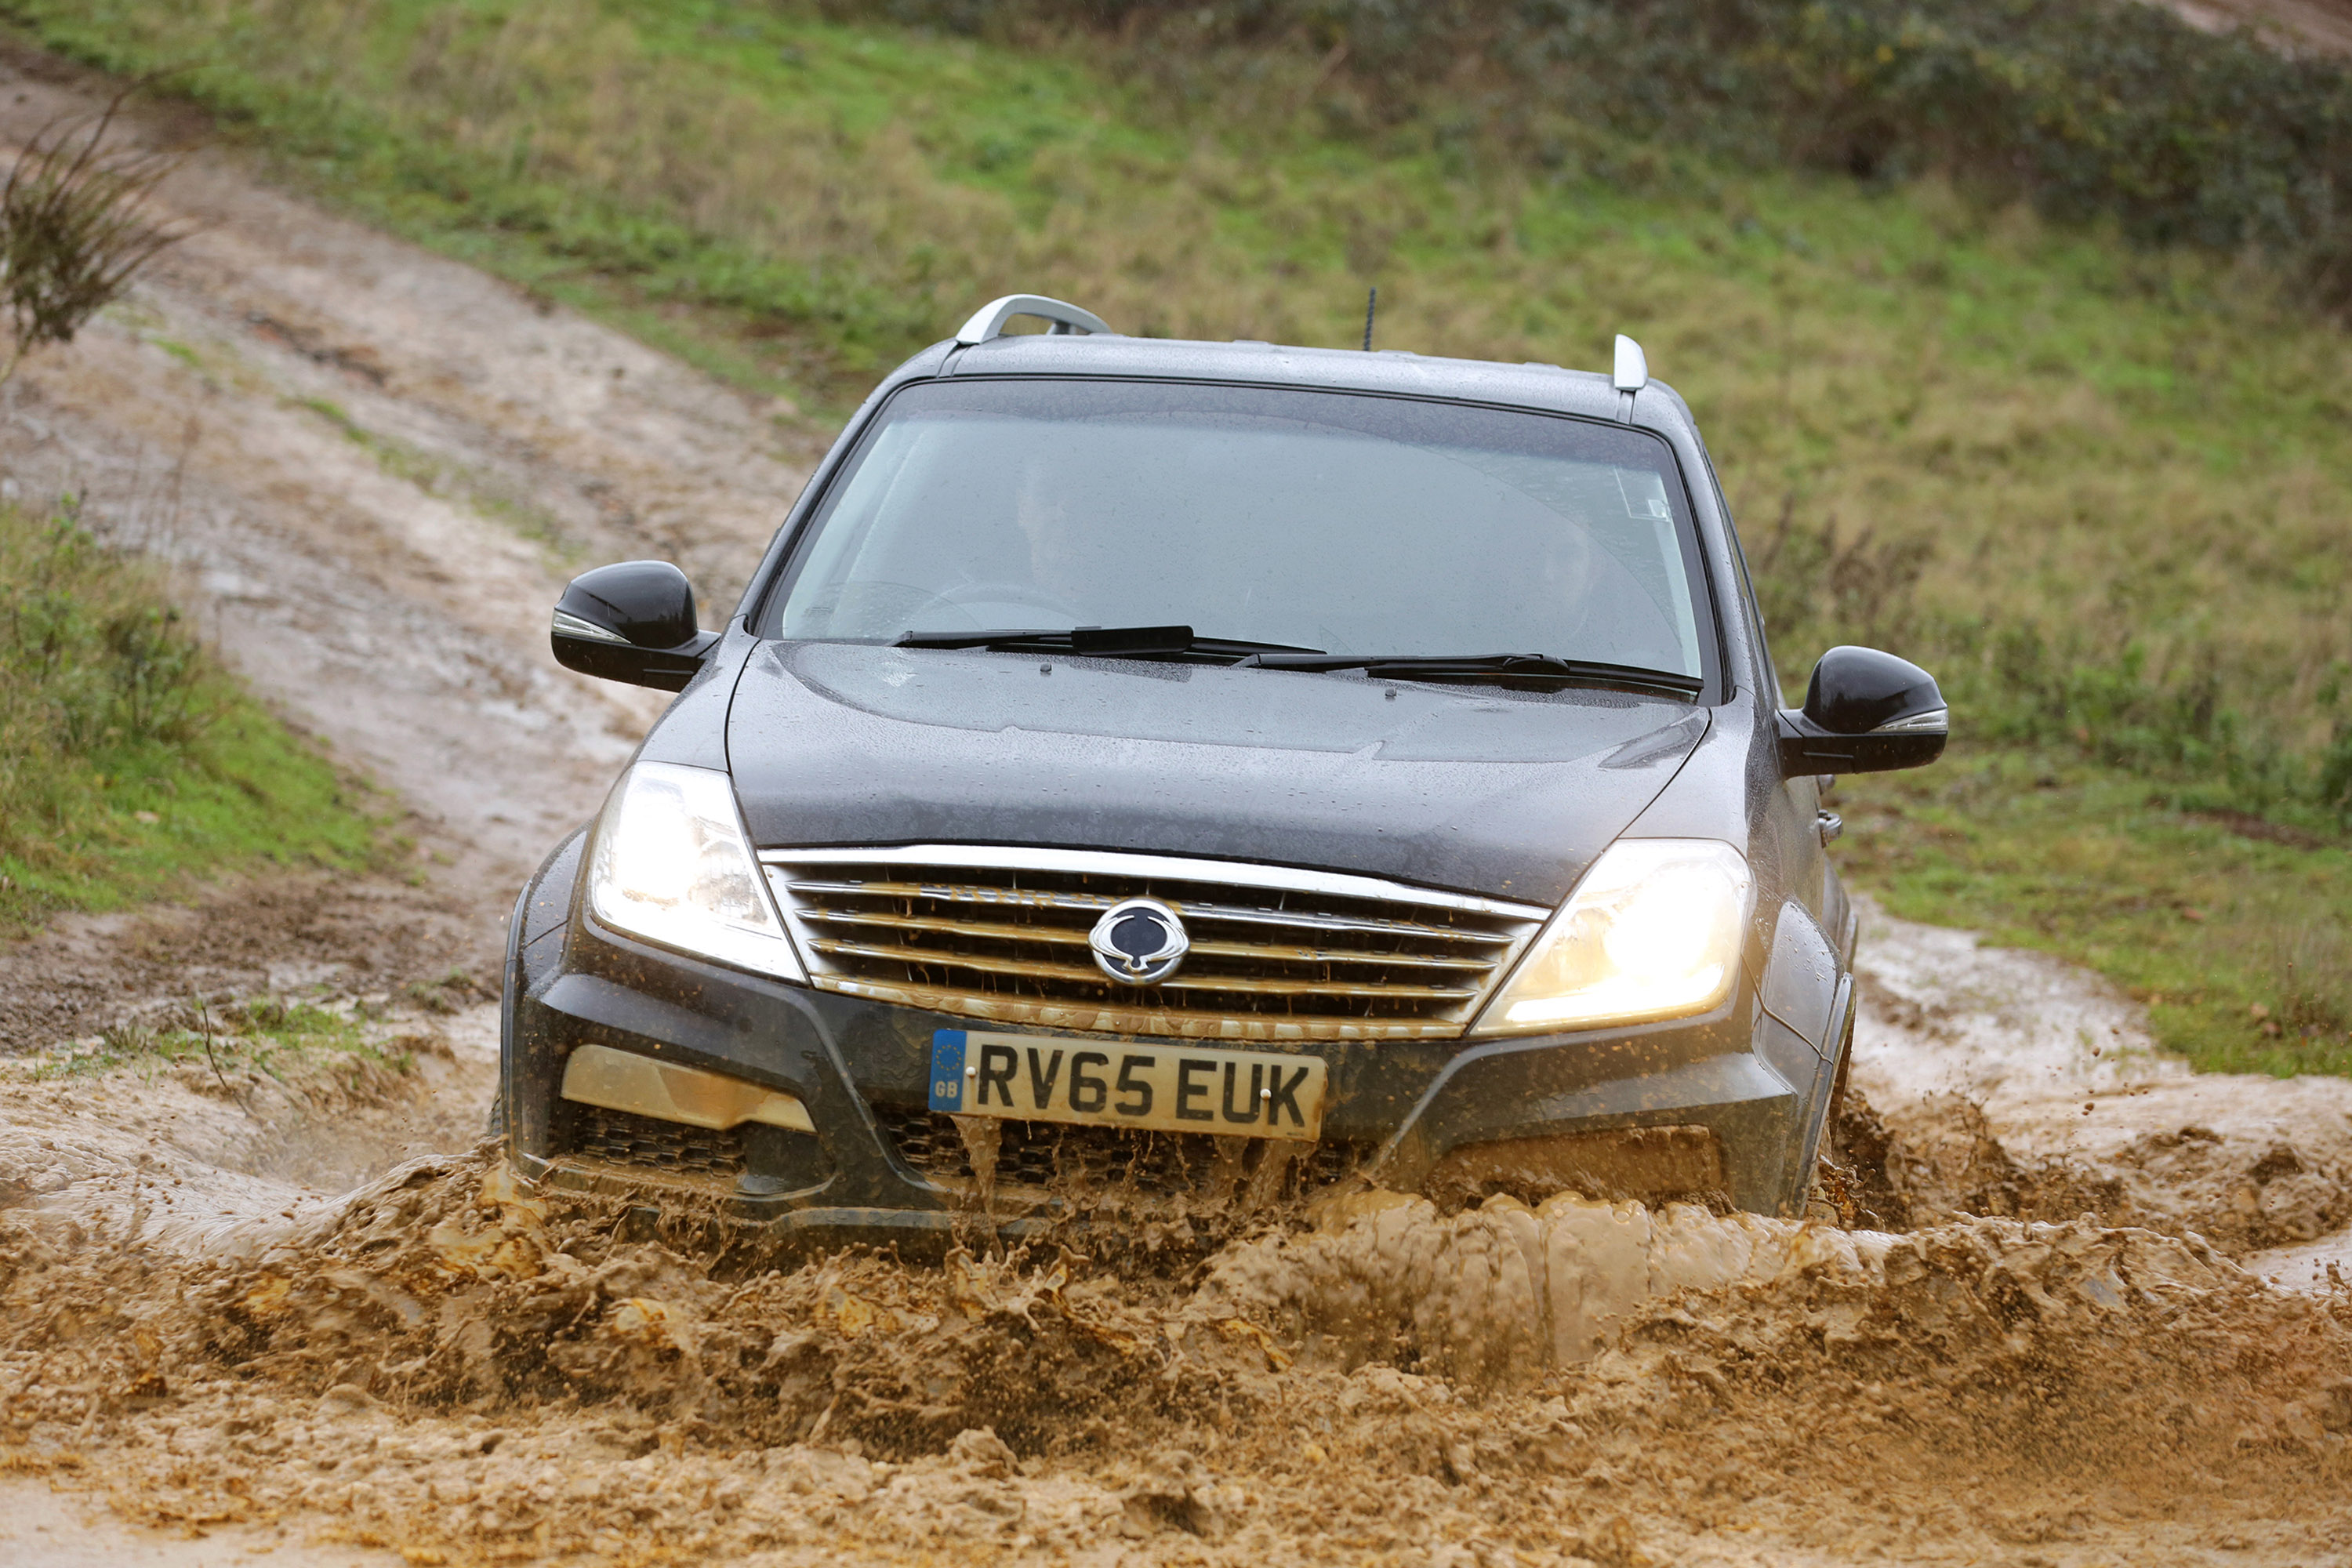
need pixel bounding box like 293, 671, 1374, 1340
0, 48, 2347, 1568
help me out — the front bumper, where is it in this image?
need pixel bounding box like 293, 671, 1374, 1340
504, 856, 1824, 1243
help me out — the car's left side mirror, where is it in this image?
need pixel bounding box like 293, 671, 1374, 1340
550, 561, 720, 692
1776, 645, 1948, 775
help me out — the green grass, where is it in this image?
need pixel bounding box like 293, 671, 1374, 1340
4, 1, 2347, 1072
1835, 748, 2352, 1077
0, 501, 387, 935
18, 993, 397, 1082
16, 2, 2345, 750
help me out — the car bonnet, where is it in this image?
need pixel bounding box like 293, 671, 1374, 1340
724, 641, 1711, 908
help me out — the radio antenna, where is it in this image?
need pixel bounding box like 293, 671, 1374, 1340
1362, 286, 1377, 351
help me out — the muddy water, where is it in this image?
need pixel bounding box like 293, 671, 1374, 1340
6, 909, 2347, 1564
1849, 900, 2352, 1260
2, 1140, 2346, 1566
0, 48, 2347, 1566
0, 941, 2346, 1565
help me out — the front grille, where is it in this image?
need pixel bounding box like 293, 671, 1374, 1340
763, 845, 1547, 1041
874, 1105, 1367, 1201
559, 1104, 746, 1178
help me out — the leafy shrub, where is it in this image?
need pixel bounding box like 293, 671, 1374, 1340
2321, 722, 2352, 824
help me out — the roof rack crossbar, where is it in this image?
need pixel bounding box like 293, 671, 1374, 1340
953, 294, 1114, 346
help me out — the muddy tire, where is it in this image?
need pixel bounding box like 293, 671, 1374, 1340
1804, 1011, 1863, 1224
1822, 1010, 1855, 1163
485, 1092, 506, 1142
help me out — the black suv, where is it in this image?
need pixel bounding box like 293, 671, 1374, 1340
500, 294, 1946, 1245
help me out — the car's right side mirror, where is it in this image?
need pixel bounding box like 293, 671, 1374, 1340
1776, 645, 1948, 775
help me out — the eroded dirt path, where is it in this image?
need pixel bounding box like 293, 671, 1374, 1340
0, 46, 2346, 1568
0, 48, 805, 913
0, 40, 818, 1056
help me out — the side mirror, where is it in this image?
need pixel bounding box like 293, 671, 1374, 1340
550, 561, 720, 691
1776, 645, 1947, 775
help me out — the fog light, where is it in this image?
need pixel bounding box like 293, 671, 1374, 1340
559, 1044, 813, 1133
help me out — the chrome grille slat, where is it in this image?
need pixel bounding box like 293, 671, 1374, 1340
784, 877, 1518, 945
805, 937, 1478, 999
795, 907, 1497, 971
764, 844, 1548, 1043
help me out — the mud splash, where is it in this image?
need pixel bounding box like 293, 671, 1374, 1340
3, 1152, 2344, 1565
0, 1001, 499, 1255
1849, 898, 2352, 1258
1200, 1186, 2256, 1387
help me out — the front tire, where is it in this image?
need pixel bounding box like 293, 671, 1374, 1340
1821, 1011, 1855, 1163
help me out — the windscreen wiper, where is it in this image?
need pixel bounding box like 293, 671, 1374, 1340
1236, 651, 1704, 699
895, 624, 1326, 658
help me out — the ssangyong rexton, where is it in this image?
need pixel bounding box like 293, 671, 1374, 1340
498, 294, 1947, 1245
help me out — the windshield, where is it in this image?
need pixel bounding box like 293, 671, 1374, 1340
765, 379, 1712, 681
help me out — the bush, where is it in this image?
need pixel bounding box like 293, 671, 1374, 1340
0, 87, 183, 383
2321, 722, 2352, 824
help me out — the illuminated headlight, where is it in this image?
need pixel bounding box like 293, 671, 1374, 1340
586, 760, 804, 981
1471, 840, 1753, 1036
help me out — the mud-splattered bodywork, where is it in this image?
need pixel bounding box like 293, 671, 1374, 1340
503, 332, 1868, 1236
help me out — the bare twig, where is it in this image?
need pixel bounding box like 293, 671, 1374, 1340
192, 992, 242, 1111
0, 84, 188, 387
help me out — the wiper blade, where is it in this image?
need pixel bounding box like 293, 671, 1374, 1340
1239, 651, 1703, 698
895, 624, 1325, 658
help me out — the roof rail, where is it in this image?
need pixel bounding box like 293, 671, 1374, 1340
1612, 334, 1648, 392
953, 294, 1114, 346
1612, 333, 1649, 422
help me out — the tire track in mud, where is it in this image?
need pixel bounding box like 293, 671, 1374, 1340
0, 45, 2346, 1568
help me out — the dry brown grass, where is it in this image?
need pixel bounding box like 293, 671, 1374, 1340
0, 85, 183, 385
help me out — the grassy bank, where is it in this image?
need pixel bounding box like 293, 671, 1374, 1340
887, 0, 2352, 310
0, 500, 384, 934
6, 1, 2348, 1071
19, 5, 2348, 743
1835, 751, 2352, 1077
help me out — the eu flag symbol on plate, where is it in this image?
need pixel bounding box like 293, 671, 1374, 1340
927, 1029, 967, 1112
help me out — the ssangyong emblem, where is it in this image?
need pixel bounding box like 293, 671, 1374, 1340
1087, 898, 1190, 985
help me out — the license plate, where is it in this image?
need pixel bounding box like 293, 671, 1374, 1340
927, 1029, 1327, 1142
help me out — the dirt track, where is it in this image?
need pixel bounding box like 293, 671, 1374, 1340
0, 51, 2347, 1567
